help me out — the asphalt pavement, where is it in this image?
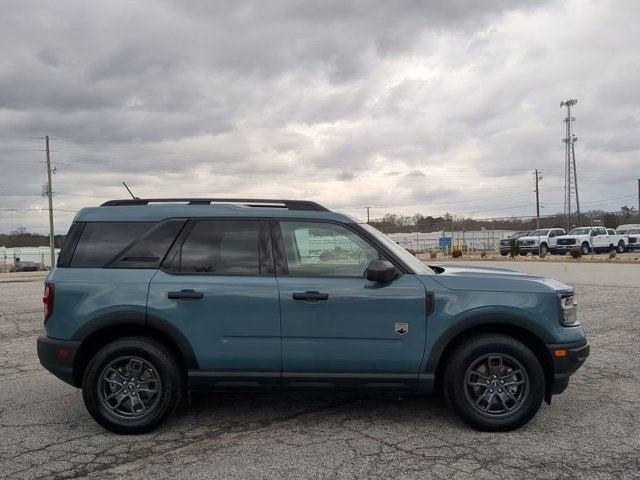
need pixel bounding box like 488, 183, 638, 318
0, 262, 638, 479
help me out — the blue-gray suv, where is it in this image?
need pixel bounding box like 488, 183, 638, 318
38, 198, 589, 434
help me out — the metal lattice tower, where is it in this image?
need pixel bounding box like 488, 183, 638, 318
561, 99, 581, 228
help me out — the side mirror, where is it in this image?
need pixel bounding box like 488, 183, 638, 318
366, 259, 399, 283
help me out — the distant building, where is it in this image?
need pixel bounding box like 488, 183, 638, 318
0, 246, 60, 271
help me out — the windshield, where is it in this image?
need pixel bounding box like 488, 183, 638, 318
528, 229, 549, 236
568, 227, 591, 235
629, 228, 640, 234
359, 224, 432, 274
509, 231, 530, 239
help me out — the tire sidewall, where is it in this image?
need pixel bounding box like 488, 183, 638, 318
82, 338, 181, 434
581, 243, 590, 255
445, 336, 545, 431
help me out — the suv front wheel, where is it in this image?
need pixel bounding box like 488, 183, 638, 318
443, 334, 544, 431
82, 337, 182, 434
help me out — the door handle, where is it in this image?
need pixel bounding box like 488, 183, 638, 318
168, 289, 204, 300
292, 291, 329, 302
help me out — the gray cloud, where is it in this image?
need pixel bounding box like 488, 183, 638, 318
1, 0, 639, 234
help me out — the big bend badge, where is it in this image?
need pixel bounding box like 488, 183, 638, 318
394, 323, 408, 335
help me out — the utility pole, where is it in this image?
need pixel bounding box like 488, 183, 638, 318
637, 179, 639, 213
534, 169, 541, 230
44, 135, 55, 269
365, 207, 371, 224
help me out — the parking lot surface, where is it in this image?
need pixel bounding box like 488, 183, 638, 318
1, 262, 639, 479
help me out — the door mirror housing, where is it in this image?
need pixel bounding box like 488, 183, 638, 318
366, 259, 399, 282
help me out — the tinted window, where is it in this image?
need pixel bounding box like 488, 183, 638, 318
57, 222, 84, 267
279, 221, 379, 277
70, 222, 153, 268
172, 220, 262, 275
107, 219, 186, 268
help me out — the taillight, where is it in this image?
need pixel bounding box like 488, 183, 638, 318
43, 283, 55, 322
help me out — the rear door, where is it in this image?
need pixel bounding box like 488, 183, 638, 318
147, 218, 281, 386
273, 220, 427, 389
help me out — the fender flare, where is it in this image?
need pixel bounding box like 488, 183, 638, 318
71, 311, 198, 369
423, 312, 552, 376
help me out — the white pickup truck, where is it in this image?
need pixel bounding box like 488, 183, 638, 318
621, 226, 640, 250
555, 226, 626, 255
516, 228, 566, 255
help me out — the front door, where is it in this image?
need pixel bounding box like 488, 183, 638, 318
592, 227, 609, 250
147, 218, 281, 386
273, 220, 427, 389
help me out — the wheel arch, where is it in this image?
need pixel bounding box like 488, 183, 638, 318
427, 317, 554, 400
71, 313, 198, 387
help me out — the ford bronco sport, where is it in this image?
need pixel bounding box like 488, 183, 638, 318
38, 198, 589, 434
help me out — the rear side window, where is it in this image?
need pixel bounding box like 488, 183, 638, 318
70, 222, 153, 268
167, 219, 270, 275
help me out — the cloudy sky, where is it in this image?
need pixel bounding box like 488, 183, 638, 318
1, 0, 639, 234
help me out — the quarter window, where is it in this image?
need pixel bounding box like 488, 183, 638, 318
171, 220, 264, 275
70, 222, 153, 268
279, 221, 379, 277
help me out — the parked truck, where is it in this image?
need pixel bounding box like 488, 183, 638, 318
624, 227, 640, 250
555, 226, 625, 255
498, 231, 531, 256
516, 228, 566, 256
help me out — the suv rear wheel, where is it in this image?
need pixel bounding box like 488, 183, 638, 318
443, 334, 544, 431
82, 337, 182, 434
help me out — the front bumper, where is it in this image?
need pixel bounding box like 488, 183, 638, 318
37, 335, 81, 387
547, 339, 590, 395
555, 244, 577, 252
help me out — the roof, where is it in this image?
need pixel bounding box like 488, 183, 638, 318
74, 198, 357, 223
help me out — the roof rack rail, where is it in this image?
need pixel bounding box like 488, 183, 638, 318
100, 198, 330, 212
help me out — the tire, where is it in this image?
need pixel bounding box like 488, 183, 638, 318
443, 334, 545, 432
519, 252, 527, 256
82, 337, 182, 434
581, 243, 590, 255
539, 243, 548, 256
616, 241, 625, 254
500, 251, 508, 257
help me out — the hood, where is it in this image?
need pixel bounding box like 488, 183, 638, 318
517, 235, 542, 242
556, 233, 588, 240
426, 264, 573, 294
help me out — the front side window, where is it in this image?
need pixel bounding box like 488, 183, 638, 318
279, 221, 379, 277
170, 220, 264, 275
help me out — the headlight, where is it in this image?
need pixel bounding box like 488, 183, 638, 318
559, 294, 579, 326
